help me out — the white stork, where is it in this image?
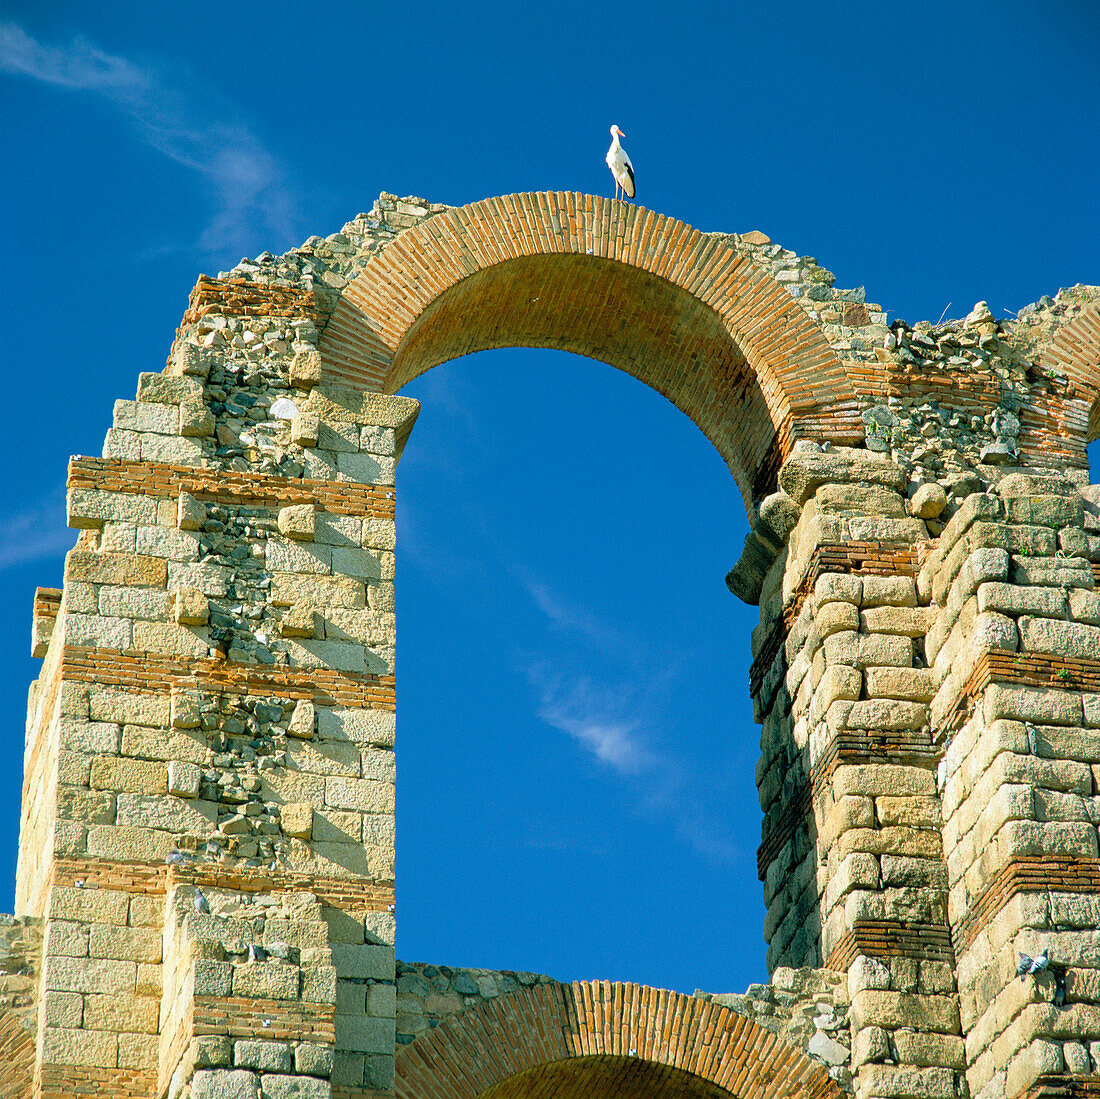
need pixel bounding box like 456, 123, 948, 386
605, 124, 635, 200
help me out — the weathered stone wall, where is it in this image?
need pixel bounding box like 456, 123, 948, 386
14, 197, 418, 1094
738, 282, 1100, 1099
744, 446, 962, 1098
394, 962, 557, 1048
925, 472, 1100, 1099
3, 189, 1099, 1098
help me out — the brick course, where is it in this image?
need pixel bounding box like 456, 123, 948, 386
69, 457, 396, 520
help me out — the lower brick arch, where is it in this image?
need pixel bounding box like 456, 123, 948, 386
394, 980, 842, 1099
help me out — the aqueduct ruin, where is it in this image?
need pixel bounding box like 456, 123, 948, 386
3, 190, 1100, 1099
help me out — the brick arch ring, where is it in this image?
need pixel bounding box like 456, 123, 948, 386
394, 979, 843, 1099
318, 192, 863, 508
1039, 302, 1100, 440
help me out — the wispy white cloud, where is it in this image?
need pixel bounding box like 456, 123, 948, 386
517, 570, 694, 690
528, 661, 738, 863
555, 716, 643, 770
0, 488, 73, 570
520, 579, 739, 864
519, 578, 662, 775
528, 665, 652, 774
0, 22, 143, 90
0, 22, 294, 256
519, 572, 631, 655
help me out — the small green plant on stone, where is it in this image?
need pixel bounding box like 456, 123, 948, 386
1054, 667, 1073, 682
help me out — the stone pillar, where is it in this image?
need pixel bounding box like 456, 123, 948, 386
926, 473, 1100, 1099
159, 886, 337, 1097
742, 445, 966, 1099
743, 427, 1100, 1099
19, 280, 415, 1097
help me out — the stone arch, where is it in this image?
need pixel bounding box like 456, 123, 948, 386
318, 192, 861, 508
394, 980, 842, 1099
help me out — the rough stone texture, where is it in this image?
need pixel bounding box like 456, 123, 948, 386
191, 1069, 261, 1099
911, 481, 948, 519
278, 505, 316, 542
394, 962, 556, 1045
695, 966, 852, 1089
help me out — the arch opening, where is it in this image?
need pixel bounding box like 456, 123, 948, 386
387, 253, 762, 504
476, 1054, 738, 1099
393, 347, 761, 994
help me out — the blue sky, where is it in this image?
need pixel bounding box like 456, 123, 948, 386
1, 2, 1098, 995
